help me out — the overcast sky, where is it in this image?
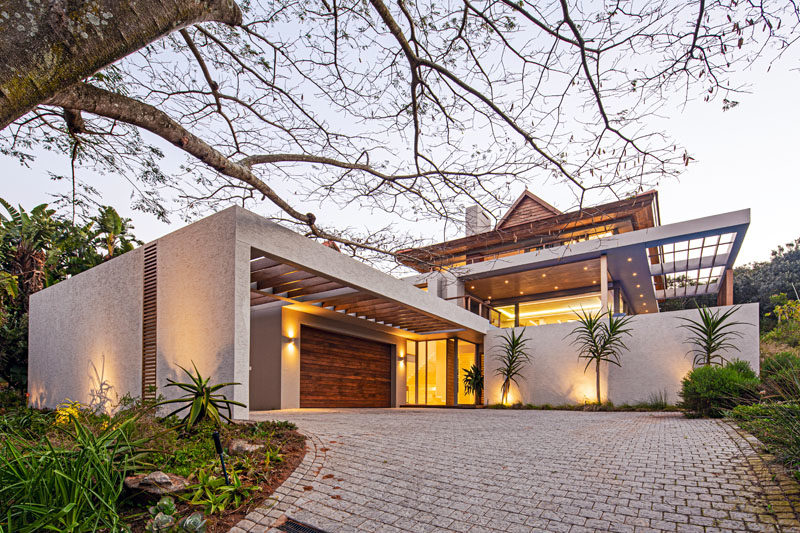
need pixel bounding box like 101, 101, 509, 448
2, 43, 798, 269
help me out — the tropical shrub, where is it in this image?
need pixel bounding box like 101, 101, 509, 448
731, 403, 800, 480
157, 362, 245, 430
763, 320, 800, 349
568, 310, 633, 404
462, 363, 483, 405
679, 306, 747, 366
494, 328, 531, 404
761, 352, 800, 401
0, 417, 147, 532
679, 360, 760, 417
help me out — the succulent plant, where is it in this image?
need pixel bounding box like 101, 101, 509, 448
179, 512, 208, 533
145, 512, 176, 532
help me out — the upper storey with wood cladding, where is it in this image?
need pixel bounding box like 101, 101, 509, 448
398, 190, 660, 272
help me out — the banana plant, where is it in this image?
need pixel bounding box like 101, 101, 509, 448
156, 362, 246, 429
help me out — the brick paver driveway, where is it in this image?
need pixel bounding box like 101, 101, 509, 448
236, 409, 800, 533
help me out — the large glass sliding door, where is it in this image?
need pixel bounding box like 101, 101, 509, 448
457, 340, 477, 404
405, 340, 417, 404
426, 340, 447, 405
404, 338, 479, 406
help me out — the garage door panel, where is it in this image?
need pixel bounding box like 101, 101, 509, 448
300, 326, 391, 408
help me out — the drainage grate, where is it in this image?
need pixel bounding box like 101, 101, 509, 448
276, 518, 329, 533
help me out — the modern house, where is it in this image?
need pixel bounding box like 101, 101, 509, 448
28, 191, 759, 417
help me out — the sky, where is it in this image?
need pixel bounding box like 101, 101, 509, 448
2, 36, 799, 270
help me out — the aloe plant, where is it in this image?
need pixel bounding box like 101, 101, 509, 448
494, 328, 531, 404
157, 362, 245, 429
679, 306, 746, 367
568, 310, 632, 404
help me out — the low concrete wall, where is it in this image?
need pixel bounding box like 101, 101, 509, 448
28, 248, 144, 411
484, 303, 760, 406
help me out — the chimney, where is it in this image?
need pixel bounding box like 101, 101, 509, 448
465, 205, 491, 236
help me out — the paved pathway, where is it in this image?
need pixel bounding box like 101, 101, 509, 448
234, 409, 800, 532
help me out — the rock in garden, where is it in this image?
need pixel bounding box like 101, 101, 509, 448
124, 471, 188, 495
228, 438, 264, 455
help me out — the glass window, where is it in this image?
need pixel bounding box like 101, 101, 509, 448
496, 304, 516, 328
457, 340, 476, 405
405, 354, 416, 404
515, 293, 601, 326
405, 340, 417, 404
426, 340, 447, 405
417, 341, 427, 404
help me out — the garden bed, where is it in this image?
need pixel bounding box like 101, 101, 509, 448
0, 390, 306, 532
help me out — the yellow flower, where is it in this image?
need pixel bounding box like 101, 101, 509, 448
55, 399, 83, 426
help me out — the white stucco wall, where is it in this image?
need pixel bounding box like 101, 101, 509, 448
155, 208, 249, 419
484, 303, 760, 406
28, 248, 144, 411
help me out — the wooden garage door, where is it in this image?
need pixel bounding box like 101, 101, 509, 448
300, 326, 392, 408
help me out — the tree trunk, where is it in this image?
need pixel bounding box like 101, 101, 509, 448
596, 361, 601, 404
0, 0, 242, 128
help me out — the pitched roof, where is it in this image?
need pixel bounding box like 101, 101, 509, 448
496, 190, 561, 230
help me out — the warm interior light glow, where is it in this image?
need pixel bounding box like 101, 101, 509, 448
496, 293, 602, 327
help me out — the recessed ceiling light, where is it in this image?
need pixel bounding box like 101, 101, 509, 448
639, 294, 644, 298
592, 280, 597, 284
542, 273, 546, 278
519, 291, 523, 295
471, 285, 475, 289
636, 284, 640, 288
627, 257, 632, 262
488, 296, 492, 299
632, 272, 637, 277
643, 303, 647, 306
583, 266, 588, 270
505, 280, 509, 284
554, 286, 559, 290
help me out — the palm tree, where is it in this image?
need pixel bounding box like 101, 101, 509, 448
90, 206, 140, 259
462, 363, 484, 406
494, 328, 532, 404
679, 306, 745, 367
568, 310, 633, 404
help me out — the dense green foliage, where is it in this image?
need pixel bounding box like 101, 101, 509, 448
735, 238, 800, 332
0, 392, 302, 532
569, 310, 633, 404
761, 352, 800, 401
731, 403, 800, 480
0, 417, 147, 532
679, 360, 760, 417
0, 199, 139, 388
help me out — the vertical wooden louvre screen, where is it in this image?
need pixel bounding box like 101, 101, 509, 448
142, 243, 158, 401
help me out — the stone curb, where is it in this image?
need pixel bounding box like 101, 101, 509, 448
723, 419, 800, 532
230, 429, 327, 533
